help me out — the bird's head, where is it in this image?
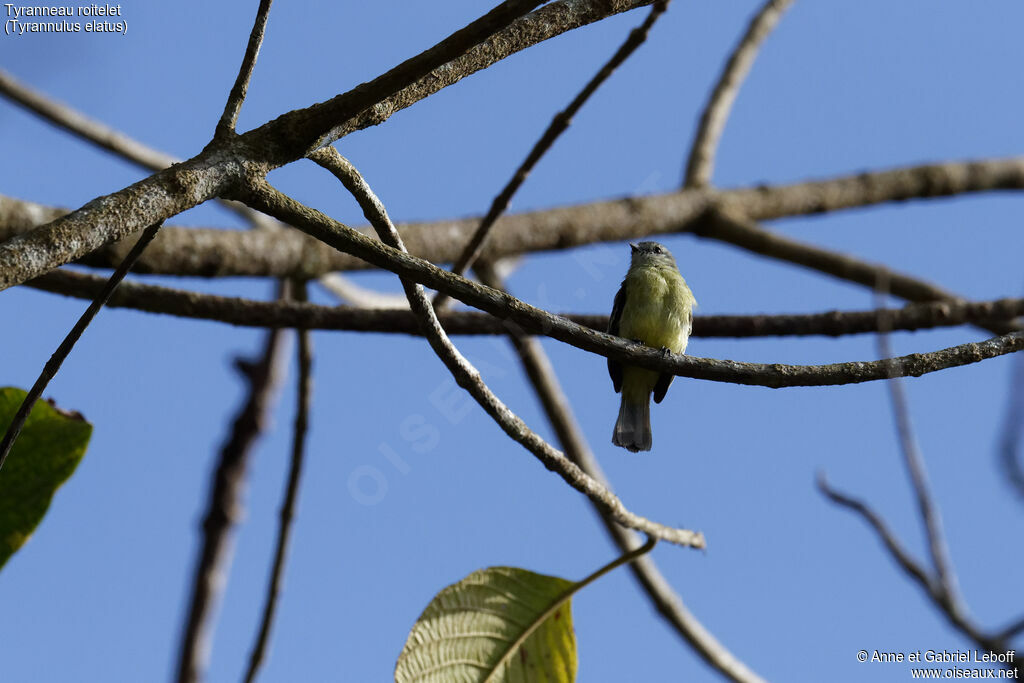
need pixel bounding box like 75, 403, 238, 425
629, 241, 677, 269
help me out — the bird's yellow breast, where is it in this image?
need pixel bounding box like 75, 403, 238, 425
618, 265, 695, 354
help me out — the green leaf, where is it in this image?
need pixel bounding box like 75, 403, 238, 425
395, 566, 577, 683
0, 387, 92, 569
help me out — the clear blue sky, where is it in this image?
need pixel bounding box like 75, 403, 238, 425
1, 2, 1022, 681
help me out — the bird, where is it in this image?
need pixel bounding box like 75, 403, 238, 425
607, 241, 696, 452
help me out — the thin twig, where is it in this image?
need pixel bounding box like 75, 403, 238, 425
816, 473, 1006, 653
0, 68, 277, 231
243, 280, 312, 683
997, 613, 1024, 642
817, 473, 941, 601
475, 262, 766, 683
27, 268, 1024, 338
875, 289, 961, 610
683, 0, 794, 188
175, 284, 292, 683
0, 69, 178, 170
999, 341, 1024, 501
218, 0, 275, 137
434, 0, 671, 309
309, 147, 704, 548
0, 221, 163, 473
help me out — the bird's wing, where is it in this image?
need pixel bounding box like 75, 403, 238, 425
653, 307, 690, 404
607, 279, 627, 393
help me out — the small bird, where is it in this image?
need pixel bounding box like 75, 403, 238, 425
607, 241, 696, 452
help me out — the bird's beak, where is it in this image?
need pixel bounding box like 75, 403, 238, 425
629, 242, 639, 253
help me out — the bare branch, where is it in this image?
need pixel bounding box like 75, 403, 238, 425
0, 0, 661, 292
694, 209, 1021, 336
435, 0, 671, 308
997, 613, 1024, 642
5, 155, 1022, 281
243, 281, 312, 683
218, 0, 275, 137
684, 0, 794, 188
0, 154, 233, 293
248, 185, 1024, 389
244, 0, 548, 162
0, 68, 285, 232
0, 221, 163, 473
247, 0, 658, 164
309, 147, 704, 548
176, 286, 291, 683
475, 262, 766, 683
999, 346, 1024, 502
817, 476, 1006, 653
875, 293, 962, 612
27, 269, 1024, 339
817, 473, 942, 605
316, 272, 410, 309
0, 69, 178, 170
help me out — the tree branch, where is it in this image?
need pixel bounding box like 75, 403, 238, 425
693, 209, 1021, 336
435, 0, 671, 308
683, 0, 794, 188
0, 0, 660, 293
0, 69, 282, 230
5, 155, 1022, 280
236, 181, 1024, 389
475, 262, 766, 683
310, 147, 705, 548
176, 286, 291, 683
243, 281, 312, 683
27, 269, 1024, 340
999, 345, 1024, 502
0, 221, 163, 473
0, 69, 179, 170
875, 292, 965, 618
817, 476, 1007, 654
218, 0, 275, 137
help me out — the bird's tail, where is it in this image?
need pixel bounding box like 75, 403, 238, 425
612, 394, 652, 452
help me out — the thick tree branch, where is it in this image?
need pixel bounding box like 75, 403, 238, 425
243, 282, 312, 683
475, 262, 766, 683
4, 155, 1022, 280
683, 0, 794, 188
435, 0, 671, 308
218, 0, 275, 137
242, 0, 658, 164
27, 269, 1024, 339
0, 222, 163, 473
311, 148, 704, 548
176, 287, 291, 683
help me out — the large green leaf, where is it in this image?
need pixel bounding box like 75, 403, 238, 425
396, 566, 577, 683
0, 387, 92, 569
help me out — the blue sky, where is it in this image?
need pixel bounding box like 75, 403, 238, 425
1, 1, 1022, 681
